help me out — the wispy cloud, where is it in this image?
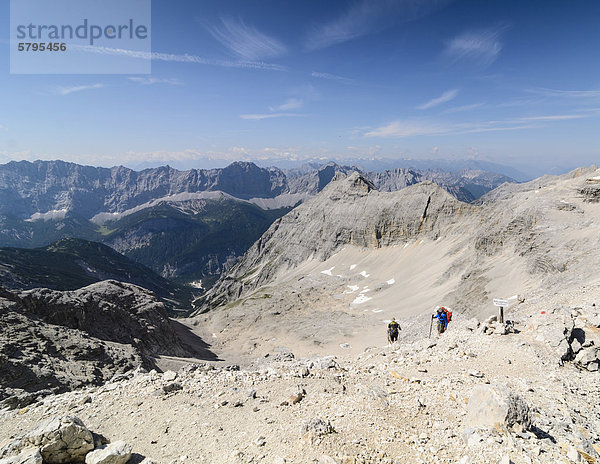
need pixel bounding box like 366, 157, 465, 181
416, 89, 459, 110
128, 77, 183, 85
269, 98, 303, 111
442, 102, 485, 113
363, 112, 589, 138
306, 0, 450, 51
54, 83, 105, 96
311, 71, 354, 84
518, 114, 586, 121
240, 113, 307, 120
445, 25, 506, 65
73, 45, 287, 72
365, 120, 447, 137
207, 18, 287, 60
527, 88, 600, 99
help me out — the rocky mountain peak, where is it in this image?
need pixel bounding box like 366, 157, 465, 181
325, 171, 377, 200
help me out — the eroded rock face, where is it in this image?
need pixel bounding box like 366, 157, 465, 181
0, 281, 201, 403
195, 173, 474, 312
17, 280, 186, 358
0, 293, 144, 406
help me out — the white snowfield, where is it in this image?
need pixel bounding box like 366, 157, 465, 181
27, 208, 68, 222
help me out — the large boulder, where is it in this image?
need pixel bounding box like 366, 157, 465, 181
531, 308, 574, 363
84, 441, 132, 464
24, 416, 94, 464
465, 385, 532, 431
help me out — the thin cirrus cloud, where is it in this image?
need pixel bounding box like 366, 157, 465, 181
74, 45, 287, 72
311, 71, 354, 84
306, 0, 451, 51
240, 113, 307, 120
128, 77, 183, 85
445, 25, 506, 65
54, 83, 105, 96
442, 102, 485, 113
364, 112, 590, 138
527, 87, 600, 99
518, 114, 585, 121
269, 98, 304, 112
206, 18, 287, 61
416, 89, 459, 110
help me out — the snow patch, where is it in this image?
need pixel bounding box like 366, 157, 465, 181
372, 309, 383, 313
321, 266, 335, 276
27, 209, 68, 222
403, 243, 410, 249
360, 289, 371, 294
386, 278, 395, 285
349, 264, 357, 270
359, 271, 370, 278
351, 294, 372, 305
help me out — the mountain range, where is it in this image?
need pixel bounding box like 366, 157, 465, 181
0, 159, 514, 288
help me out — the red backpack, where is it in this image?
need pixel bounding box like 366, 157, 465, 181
442, 307, 452, 322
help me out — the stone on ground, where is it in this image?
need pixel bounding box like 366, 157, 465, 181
84, 441, 132, 464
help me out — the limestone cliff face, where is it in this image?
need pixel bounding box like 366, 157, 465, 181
195, 173, 475, 311
0, 280, 211, 403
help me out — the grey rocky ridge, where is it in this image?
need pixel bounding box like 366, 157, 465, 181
0, 280, 217, 410
0, 238, 193, 312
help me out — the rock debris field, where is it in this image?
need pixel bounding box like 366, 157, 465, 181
2, 286, 599, 464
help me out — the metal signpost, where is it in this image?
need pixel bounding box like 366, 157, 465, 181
493, 298, 509, 323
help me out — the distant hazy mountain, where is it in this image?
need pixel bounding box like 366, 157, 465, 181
0, 159, 516, 287
0, 238, 193, 312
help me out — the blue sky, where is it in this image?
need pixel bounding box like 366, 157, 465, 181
1, 0, 599, 175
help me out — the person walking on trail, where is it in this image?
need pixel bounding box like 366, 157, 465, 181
387, 317, 401, 344
432, 307, 448, 335
441, 306, 452, 329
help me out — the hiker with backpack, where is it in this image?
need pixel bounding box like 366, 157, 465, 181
432, 307, 448, 335
441, 306, 452, 328
387, 317, 401, 344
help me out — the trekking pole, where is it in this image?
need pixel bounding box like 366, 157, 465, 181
428, 316, 433, 338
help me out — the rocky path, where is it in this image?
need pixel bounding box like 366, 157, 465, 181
2, 294, 599, 464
